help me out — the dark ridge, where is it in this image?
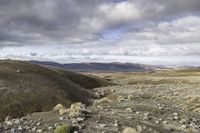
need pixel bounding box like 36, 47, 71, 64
30, 60, 164, 72
0, 60, 111, 122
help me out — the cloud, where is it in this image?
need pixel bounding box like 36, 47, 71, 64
0, 0, 200, 65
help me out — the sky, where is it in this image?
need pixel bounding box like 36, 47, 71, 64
0, 0, 200, 66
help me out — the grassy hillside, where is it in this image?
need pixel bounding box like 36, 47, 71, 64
0, 60, 110, 122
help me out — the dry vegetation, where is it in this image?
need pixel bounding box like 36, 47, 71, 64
1, 61, 200, 133
83, 69, 200, 132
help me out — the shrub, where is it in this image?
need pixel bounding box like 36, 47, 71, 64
128, 95, 134, 100
67, 102, 86, 118
54, 124, 71, 133
93, 97, 111, 106
125, 108, 133, 113
123, 127, 138, 133
53, 104, 64, 111
53, 104, 67, 115
117, 95, 125, 102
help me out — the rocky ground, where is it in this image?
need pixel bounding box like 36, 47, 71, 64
1, 70, 200, 133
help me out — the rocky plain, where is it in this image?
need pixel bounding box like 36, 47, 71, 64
1, 61, 200, 133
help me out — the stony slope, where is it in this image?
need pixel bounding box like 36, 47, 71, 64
0, 60, 110, 122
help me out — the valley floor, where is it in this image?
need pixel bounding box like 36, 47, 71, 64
1, 69, 200, 133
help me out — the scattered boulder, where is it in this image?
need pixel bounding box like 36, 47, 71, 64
16, 69, 22, 73
173, 112, 178, 116
179, 119, 187, 124
155, 120, 160, 124
162, 121, 168, 124
48, 126, 53, 130
136, 111, 141, 115
36, 129, 43, 133
173, 116, 179, 120
99, 123, 107, 128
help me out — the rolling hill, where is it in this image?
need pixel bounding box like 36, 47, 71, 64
0, 60, 110, 122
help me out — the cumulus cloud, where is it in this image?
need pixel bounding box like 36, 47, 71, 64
0, 0, 200, 65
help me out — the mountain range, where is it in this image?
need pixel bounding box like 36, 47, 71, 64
30, 61, 167, 72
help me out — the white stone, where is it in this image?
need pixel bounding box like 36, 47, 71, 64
59, 117, 65, 121
99, 124, 107, 128
48, 127, 53, 130
173, 113, 178, 116
173, 116, 179, 120
162, 121, 168, 124
37, 129, 43, 133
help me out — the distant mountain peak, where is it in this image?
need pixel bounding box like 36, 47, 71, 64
30, 60, 166, 72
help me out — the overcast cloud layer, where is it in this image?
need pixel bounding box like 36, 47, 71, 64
0, 0, 200, 65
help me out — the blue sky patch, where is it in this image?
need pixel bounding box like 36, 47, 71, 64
101, 26, 126, 41
110, 0, 127, 3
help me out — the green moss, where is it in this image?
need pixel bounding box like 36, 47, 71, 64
54, 124, 71, 133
